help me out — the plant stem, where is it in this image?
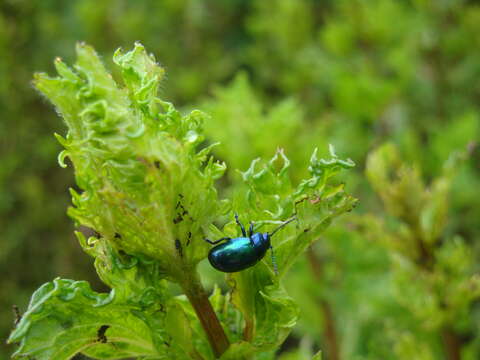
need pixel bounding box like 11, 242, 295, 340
442, 327, 461, 360
190, 348, 206, 360
181, 271, 230, 358
243, 317, 254, 342
307, 245, 341, 360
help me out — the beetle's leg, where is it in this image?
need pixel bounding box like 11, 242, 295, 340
248, 223, 255, 246
204, 237, 230, 245
235, 213, 247, 237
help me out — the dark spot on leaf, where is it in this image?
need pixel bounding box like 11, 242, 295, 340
186, 232, 192, 246
60, 319, 74, 330
303, 228, 310, 233
154, 160, 161, 168
173, 214, 183, 224
114, 233, 122, 239
97, 325, 110, 343
174, 197, 190, 224
12, 305, 21, 326
175, 239, 183, 257
179, 205, 188, 215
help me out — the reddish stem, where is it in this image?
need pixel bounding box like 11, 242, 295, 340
442, 327, 461, 360
181, 273, 230, 358
307, 246, 341, 360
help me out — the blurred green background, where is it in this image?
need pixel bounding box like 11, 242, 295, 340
1, 0, 480, 359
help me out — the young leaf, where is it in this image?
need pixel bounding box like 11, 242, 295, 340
8, 238, 199, 359
34, 43, 226, 284
223, 146, 356, 356
11, 43, 229, 359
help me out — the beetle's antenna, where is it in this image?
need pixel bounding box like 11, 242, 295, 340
269, 216, 297, 237
270, 245, 278, 276
268, 216, 296, 276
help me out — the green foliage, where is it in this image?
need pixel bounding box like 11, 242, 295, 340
8, 44, 355, 360
364, 143, 480, 358
37, 43, 224, 276
3, 0, 480, 359
221, 146, 356, 357
201, 73, 305, 175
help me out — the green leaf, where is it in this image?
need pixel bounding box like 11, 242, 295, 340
12, 42, 230, 360
241, 146, 357, 277
366, 143, 465, 251
8, 278, 162, 360
8, 238, 206, 359
34, 43, 226, 284
364, 143, 480, 333
15, 41, 358, 360
201, 72, 305, 173
367, 144, 418, 212
219, 341, 256, 360
223, 145, 356, 355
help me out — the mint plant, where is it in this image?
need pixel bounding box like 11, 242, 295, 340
8, 43, 355, 360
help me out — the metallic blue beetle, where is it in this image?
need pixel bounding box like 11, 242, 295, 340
205, 214, 296, 273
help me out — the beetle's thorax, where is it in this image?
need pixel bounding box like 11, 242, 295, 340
263, 233, 271, 247
250, 232, 270, 250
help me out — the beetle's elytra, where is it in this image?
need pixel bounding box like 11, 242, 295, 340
205, 214, 295, 273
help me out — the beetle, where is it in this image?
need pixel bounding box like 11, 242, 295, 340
205, 214, 296, 273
